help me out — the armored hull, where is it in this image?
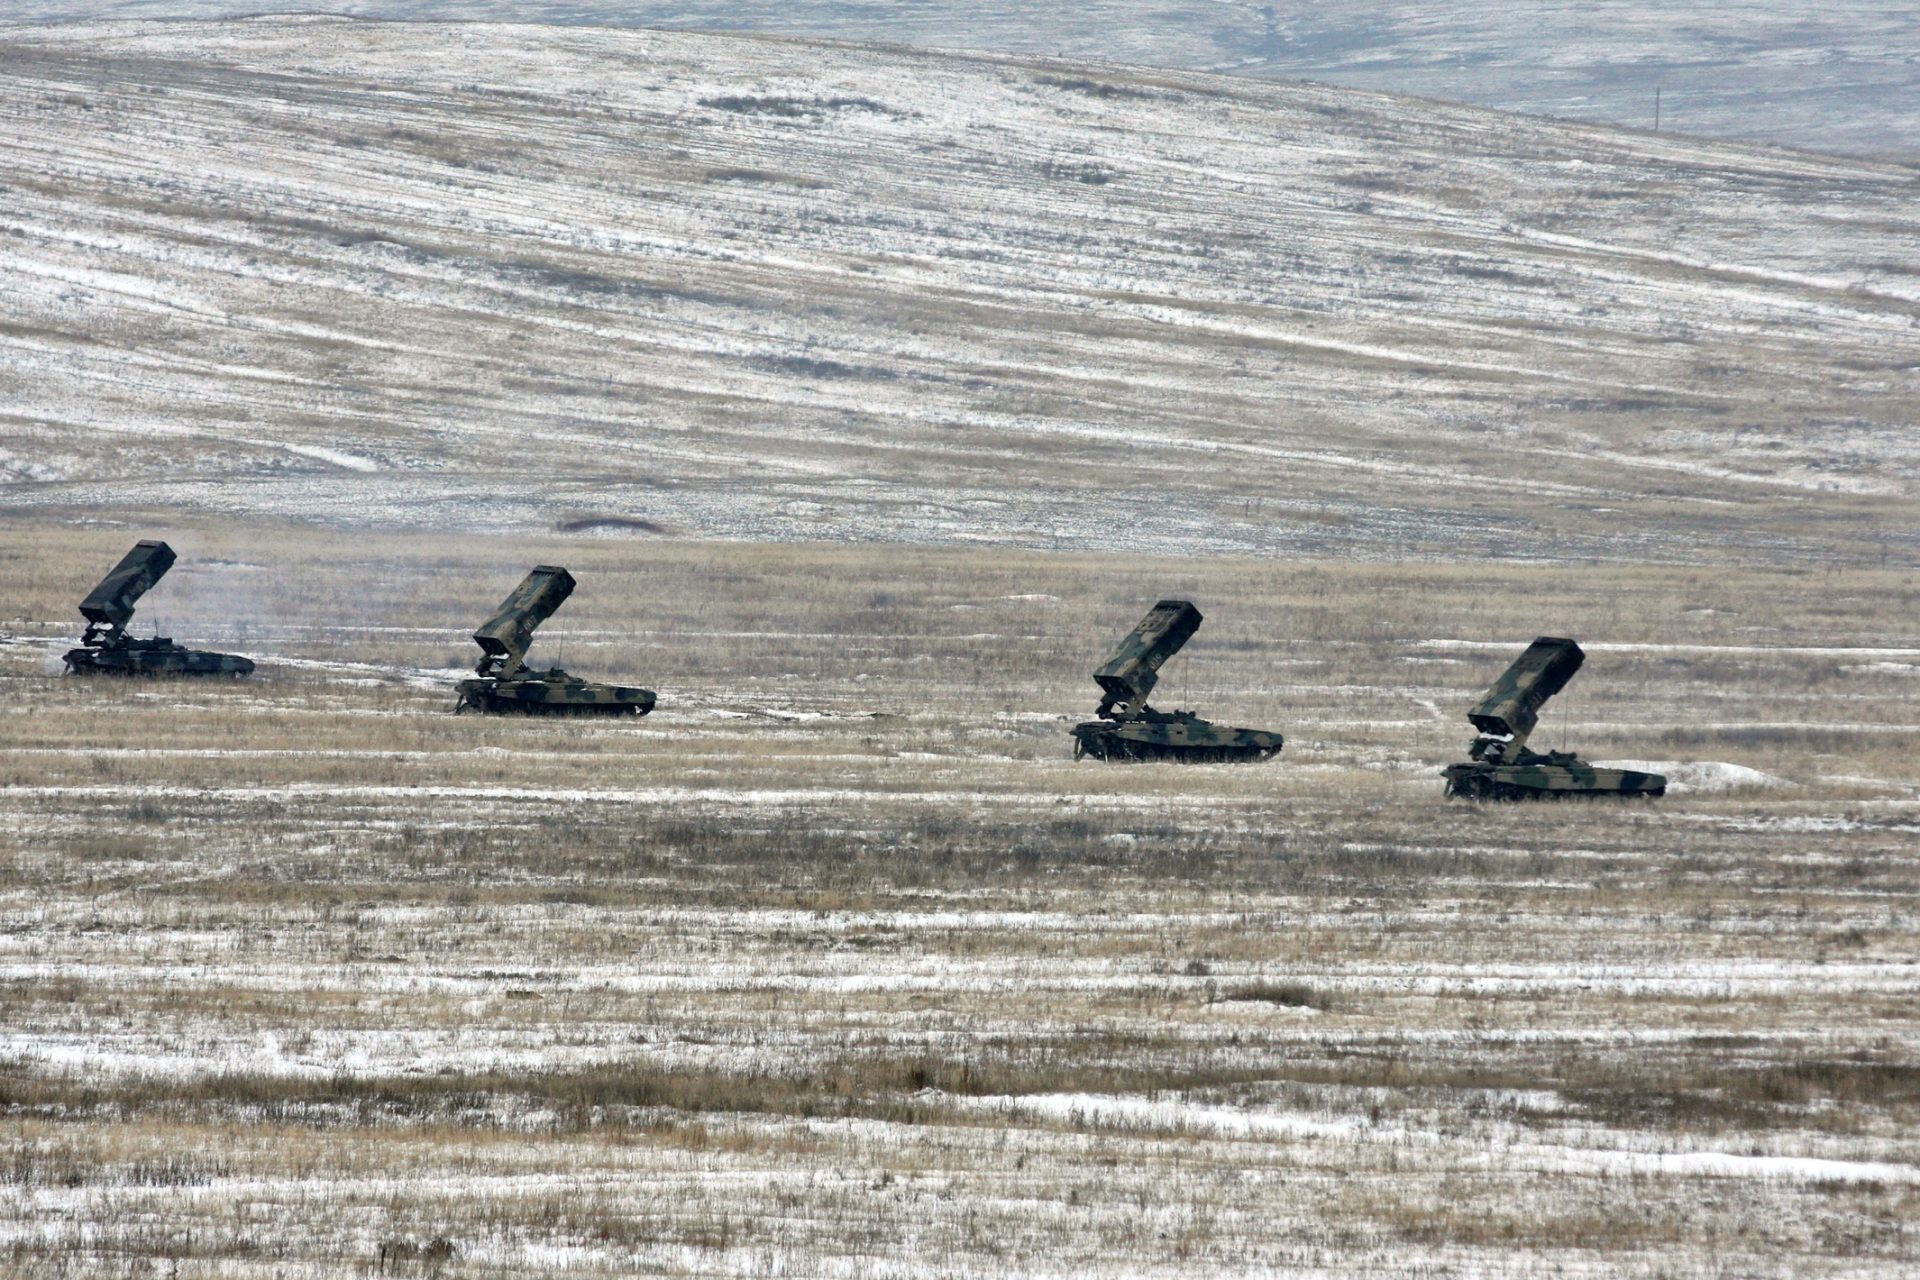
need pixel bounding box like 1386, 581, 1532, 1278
455, 670, 655, 716
1443, 757, 1665, 800
1071, 714, 1282, 763
64, 637, 254, 678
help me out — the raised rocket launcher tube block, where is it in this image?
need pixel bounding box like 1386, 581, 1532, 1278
472, 565, 575, 677
77, 539, 177, 643
1092, 599, 1202, 719
1465, 635, 1584, 753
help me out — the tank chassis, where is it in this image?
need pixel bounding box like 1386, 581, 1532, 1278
453, 565, 655, 716
1442, 636, 1665, 799
63, 540, 254, 677
1069, 600, 1283, 763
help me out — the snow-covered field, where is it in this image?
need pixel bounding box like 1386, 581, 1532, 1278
1, 19, 1916, 563
7, 2, 1918, 156
2, 528, 1916, 1275
2, 16, 1916, 1275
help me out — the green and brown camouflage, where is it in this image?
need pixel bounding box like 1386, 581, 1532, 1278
63, 540, 255, 677
1443, 636, 1664, 799
1070, 599, 1283, 763
454, 565, 655, 716
1443, 753, 1667, 799
1465, 635, 1583, 744
471, 565, 574, 679
1092, 599, 1202, 719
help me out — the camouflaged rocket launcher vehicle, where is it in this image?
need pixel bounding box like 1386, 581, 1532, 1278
453, 566, 655, 716
1070, 600, 1283, 763
63, 540, 255, 677
1442, 637, 1665, 800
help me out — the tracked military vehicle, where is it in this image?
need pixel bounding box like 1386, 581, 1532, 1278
1069, 600, 1283, 763
63, 540, 254, 677
1443, 636, 1665, 799
453, 566, 655, 716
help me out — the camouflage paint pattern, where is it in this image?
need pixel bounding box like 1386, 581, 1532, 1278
1444, 636, 1664, 799
453, 670, 655, 715
1093, 599, 1202, 716
65, 638, 255, 678
1466, 635, 1583, 743
1070, 599, 1283, 763
1443, 756, 1666, 799
77, 540, 177, 640
1070, 712, 1283, 762
455, 565, 655, 717
64, 539, 255, 677
473, 566, 575, 678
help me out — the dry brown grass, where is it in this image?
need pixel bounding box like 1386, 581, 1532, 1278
1, 518, 1916, 1275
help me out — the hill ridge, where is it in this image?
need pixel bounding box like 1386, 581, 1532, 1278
1, 18, 1915, 564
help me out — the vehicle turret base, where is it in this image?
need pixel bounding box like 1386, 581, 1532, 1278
454, 675, 655, 717
63, 643, 254, 678
1443, 761, 1666, 800
1070, 719, 1282, 763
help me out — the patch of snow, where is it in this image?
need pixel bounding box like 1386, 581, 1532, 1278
1597, 760, 1787, 793
275, 442, 381, 473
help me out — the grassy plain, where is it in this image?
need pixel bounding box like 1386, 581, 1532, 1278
1, 519, 1916, 1275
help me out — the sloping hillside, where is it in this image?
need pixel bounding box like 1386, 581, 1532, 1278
1, 18, 1915, 562
10, 2, 1920, 156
